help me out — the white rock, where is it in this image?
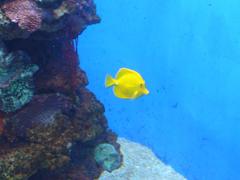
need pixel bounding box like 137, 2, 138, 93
99, 138, 186, 180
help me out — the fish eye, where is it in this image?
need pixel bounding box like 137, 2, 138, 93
140, 83, 144, 88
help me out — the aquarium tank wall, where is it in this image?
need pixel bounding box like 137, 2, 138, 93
78, 0, 240, 180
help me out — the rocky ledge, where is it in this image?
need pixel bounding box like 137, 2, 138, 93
0, 0, 122, 179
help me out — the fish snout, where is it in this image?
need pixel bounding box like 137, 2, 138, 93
143, 88, 149, 95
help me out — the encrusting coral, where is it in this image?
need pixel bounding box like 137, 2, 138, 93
0, 0, 122, 179
0, 41, 38, 113
94, 143, 122, 172
0, 0, 100, 40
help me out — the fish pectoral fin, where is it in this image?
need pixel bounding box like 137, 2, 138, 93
113, 87, 129, 99
116, 68, 142, 79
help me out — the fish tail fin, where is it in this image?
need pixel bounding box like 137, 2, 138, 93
105, 75, 116, 87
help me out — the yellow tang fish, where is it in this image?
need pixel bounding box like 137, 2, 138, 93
105, 68, 149, 99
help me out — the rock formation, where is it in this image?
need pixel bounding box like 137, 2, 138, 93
0, 0, 122, 179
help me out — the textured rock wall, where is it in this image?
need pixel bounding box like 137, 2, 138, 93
0, 0, 121, 179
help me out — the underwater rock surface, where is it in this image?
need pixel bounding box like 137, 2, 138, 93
94, 143, 121, 172
0, 41, 39, 112
0, 0, 100, 40
0, 0, 121, 179
100, 138, 186, 180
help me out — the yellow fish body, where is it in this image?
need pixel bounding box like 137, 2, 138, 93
105, 68, 149, 99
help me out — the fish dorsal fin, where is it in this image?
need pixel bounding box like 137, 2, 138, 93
116, 68, 141, 79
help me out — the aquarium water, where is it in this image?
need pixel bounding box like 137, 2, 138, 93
78, 0, 240, 180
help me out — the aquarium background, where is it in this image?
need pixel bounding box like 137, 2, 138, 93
78, 0, 240, 180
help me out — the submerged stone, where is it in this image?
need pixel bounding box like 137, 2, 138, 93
94, 143, 121, 172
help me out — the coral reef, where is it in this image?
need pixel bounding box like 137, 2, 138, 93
0, 0, 121, 179
0, 41, 38, 112
0, 0, 100, 40
94, 143, 122, 172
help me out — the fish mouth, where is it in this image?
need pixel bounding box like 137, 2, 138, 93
143, 88, 149, 95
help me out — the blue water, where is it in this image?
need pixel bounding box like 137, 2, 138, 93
78, 0, 240, 179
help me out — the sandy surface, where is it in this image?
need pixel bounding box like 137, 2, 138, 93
99, 138, 186, 180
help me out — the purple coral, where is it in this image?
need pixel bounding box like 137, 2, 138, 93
2, 0, 42, 32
